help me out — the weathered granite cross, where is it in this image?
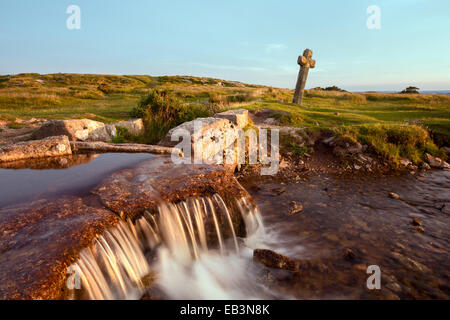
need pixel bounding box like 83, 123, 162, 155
292, 48, 316, 105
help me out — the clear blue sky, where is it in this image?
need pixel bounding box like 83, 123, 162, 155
0, 0, 449, 90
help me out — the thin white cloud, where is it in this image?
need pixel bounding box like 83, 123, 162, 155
188, 62, 266, 72
265, 43, 287, 54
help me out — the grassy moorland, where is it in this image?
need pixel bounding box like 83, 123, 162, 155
0, 73, 449, 164
0, 73, 262, 122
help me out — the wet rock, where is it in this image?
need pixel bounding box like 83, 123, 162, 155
0, 135, 72, 162
32, 119, 113, 142
425, 153, 450, 169
214, 109, 249, 128
400, 159, 412, 167
333, 137, 362, 157
0, 197, 119, 300
273, 187, 286, 195
389, 192, 400, 199
322, 136, 335, 145
279, 159, 290, 169
253, 249, 300, 271
411, 218, 422, 226
420, 162, 431, 170
324, 233, 340, 242
92, 156, 250, 237
412, 225, 425, 233
353, 264, 367, 272
287, 201, 303, 216
343, 248, 356, 261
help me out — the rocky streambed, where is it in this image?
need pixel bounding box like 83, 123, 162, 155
0, 114, 448, 300
240, 170, 450, 299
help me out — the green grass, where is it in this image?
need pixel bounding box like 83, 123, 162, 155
7, 122, 27, 129
241, 90, 450, 164
0, 73, 449, 164
0, 73, 264, 122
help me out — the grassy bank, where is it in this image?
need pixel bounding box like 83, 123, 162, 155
0, 73, 449, 164
243, 90, 450, 164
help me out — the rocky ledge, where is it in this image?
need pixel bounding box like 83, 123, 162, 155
0, 136, 71, 162
0, 156, 250, 299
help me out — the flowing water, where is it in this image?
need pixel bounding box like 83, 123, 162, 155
67, 169, 449, 300
69, 195, 281, 300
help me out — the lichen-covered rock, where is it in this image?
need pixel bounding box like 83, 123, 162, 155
114, 119, 145, 136
70, 141, 180, 155
0, 135, 72, 162
159, 117, 238, 164
32, 119, 113, 141
214, 109, 249, 128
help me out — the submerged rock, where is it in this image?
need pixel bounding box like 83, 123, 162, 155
389, 192, 400, 199
343, 248, 357, 261
287, 201, 304, 216
253, 249, 300, 271
411, 218, 423, 226
0, 135, 71, 162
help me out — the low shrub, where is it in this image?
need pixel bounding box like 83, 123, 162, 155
132, 89, 211, 144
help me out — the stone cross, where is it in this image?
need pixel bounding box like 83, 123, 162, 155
292, 48, 316, 105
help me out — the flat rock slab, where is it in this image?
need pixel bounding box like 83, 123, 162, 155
0, 135, 71, 162
32, 119, 113, 142
214, 109, 249, 128
93, 156, 250, 236
70, 141, 180, 155
0, 155, 251, 299
0, 197, 119, 300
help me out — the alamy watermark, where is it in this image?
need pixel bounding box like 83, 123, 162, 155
366, 5, 381, 30
366, 265, 381, 290
169, 121, 280, 176
66, 5, 81, 30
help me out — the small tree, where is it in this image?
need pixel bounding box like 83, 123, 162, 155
400, 86, 420, 94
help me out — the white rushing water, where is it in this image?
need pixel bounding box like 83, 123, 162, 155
69, 195, 279, 300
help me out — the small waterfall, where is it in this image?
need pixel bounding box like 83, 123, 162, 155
69, 194, 266, 300
70, 221, 150, 300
